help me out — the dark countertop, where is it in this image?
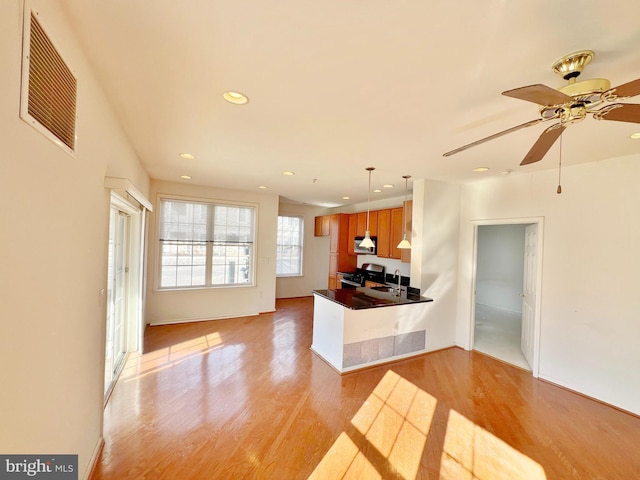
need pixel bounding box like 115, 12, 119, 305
313, 287, 433, 310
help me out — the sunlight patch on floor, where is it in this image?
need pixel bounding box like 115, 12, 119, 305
441, 409, 546, 480
308, 370, 436, 480
119, 331, 224, 381
308, 370, 546, 479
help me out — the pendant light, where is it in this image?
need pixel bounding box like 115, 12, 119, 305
359, 167, 376, 248
397, 175, 412, 249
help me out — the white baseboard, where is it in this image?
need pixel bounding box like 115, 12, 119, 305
83, 436, 104, 480
148, 312, 259, 326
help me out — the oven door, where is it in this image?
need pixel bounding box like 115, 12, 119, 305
340, 278, 362, 288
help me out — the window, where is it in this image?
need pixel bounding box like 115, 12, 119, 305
158, 198, 255, 289
277, 215, 303, 276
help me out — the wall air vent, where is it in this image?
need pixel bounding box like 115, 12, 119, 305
20, 11, 77, 155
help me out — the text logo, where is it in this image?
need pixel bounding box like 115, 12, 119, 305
0, 455, 77, 479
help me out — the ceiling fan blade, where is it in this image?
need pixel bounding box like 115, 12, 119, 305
609, 79, 640, 99
443, 119, 542, 157
520, 124, 566, 166
598, 103, 640, 123
503, 84, 573, 106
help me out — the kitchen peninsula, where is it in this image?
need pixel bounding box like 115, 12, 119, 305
311, 286, 433, 373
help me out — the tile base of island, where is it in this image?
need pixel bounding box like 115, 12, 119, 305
311, 288, 434, 374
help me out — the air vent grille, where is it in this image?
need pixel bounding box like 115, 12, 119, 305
25, 13, 77, 151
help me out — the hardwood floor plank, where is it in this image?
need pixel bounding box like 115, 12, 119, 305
91, 297, 640, 479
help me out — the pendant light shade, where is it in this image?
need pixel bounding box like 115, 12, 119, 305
359, 167, 376, 248
397, 175, 412, 249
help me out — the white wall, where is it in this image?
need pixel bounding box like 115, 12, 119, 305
145, 180, 278, 324
411, 179, 461, 351
276, 201, 330, 298
0, 1, 149, 477
476, 224, 526, 312
455, 156, 640, 415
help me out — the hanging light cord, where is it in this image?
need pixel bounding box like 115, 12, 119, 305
557, 116, 563, 194
366, 168, 371, 231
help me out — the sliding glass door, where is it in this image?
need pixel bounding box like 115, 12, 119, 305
105, 206, 129, 397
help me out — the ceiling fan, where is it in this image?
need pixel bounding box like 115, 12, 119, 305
443, 50, 640, 165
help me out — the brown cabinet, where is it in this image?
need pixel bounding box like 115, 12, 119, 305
314, 215, 330, 236
368, 211, 378, 236
390, 207, 404, 260
347, 214, 357, 255
327, 214, 356, 288
373, 207, 408, 260
376, 209, 391, 258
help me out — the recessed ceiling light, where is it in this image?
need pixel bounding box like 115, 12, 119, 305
282, 171, 295, 176
181, 175, 192, 179
473, 167, 490, 172
342, 196, 350, 200
258, 185, 268, 189
630, 132, 640, 139
179, 153, 196, 159
383, 184, 394, 188
223, 91, 249, 105
373, 189, 382, 193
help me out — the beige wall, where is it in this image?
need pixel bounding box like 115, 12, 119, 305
276, 201, 330, 298
456, 155, 640, 415
411, 179, 461, 351
145, 180, 278, 324
0, 1, 149, 477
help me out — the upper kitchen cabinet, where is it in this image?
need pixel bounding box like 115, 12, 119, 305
376, 209, 392, 258
390, 207, 404, 260
314, 215, 330, 236
375, 206, 409, 261
348, 211, 379, 255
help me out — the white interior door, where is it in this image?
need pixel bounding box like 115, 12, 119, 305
521, 224, 537, 369
105, 206, 129, 396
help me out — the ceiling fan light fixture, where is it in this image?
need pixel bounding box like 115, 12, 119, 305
551, 50, 594, 81
223, 91, 249, 105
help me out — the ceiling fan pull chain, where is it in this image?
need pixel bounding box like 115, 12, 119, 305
557, 117, 563, 194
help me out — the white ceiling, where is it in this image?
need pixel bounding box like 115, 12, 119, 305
60, 0, 640, 206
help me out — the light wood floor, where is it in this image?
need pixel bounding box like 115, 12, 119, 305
92, 297, 640, 479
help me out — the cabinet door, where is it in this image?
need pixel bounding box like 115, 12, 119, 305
390, 207, 404, 259
348, 214, 357, 255
376, 209, 391, 258
314, 216, 323, 236
369, 211, 379, 236
356, 212, 367, 236
329, 215, 340, 253
328, 254, 338, 289
314, 215, 330, 236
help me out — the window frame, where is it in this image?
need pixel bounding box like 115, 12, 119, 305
155, 195, 258, 291
276, 214, 304, 278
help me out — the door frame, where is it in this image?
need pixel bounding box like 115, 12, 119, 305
104, 192, 147, 402
467, 216, 544, 377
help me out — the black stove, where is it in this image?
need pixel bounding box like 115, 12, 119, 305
341, 263, 385, 288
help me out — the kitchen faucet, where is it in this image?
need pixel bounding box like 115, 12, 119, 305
394, 269, 402, 296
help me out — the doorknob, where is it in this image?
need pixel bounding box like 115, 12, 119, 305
520, 293, 525, 297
